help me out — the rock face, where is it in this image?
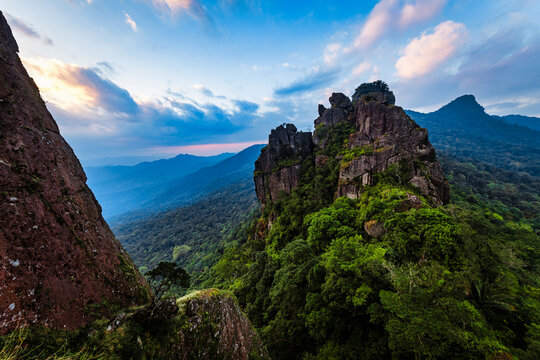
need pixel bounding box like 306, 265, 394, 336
254, 124, 313, 203
0, 12, 149, 333
174, 289, 270, 360
254, 81, 449, 206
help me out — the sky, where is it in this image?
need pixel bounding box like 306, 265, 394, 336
3, 0, 540, 166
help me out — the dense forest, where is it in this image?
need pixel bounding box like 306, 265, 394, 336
198, 116, 539, 359
114, 179, 258, 279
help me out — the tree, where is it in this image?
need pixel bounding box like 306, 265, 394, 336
146, 261, 190, 303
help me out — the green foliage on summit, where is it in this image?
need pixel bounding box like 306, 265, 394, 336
206, 123, 540, 359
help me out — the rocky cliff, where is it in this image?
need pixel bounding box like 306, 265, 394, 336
0, 12, 149, 333
254, 81, 449, 206
254, 124, 313, 203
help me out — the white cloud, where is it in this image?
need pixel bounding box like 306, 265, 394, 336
251, 65, 270, 72
149, 0, 207, 20
399, 0, 447, 28
324, 43, 342, 65
124, 13, 138, 32
352, 0, 398, 50
347, 0, 447, 53
395, 20, 467, 79
352, 61, 372, 76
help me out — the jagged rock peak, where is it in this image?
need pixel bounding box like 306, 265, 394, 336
254, 81, 450, 206
352, 80, 396, 105
254, 124, 313, 204
0, 11, 149, 333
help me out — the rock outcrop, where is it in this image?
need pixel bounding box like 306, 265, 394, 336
254, 124, 313, 203
254, 81, 449, 206
174, 289, 270, 360
0, 12, 149, 333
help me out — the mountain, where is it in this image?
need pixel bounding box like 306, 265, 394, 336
109, 144, 265, 276
406, 95, 540, 176
498, 114, 540, 131
109, 144, 265, 225
147, 144, 265, 211
85, 152, 232, 218
0, 12, 149, 333
205, 82, 539, 359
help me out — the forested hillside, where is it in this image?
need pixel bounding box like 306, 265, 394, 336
202, 84, 539, 359
114, 179, 258, 278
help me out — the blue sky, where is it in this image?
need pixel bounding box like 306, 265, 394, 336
3, 0, 540, 165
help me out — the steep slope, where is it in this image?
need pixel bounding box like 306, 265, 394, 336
0, 12, 148, 333
85, 153, 231, 218
3, 289, 270, 360
406, 95, 540, 176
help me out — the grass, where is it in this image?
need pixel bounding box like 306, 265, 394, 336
0, 328, 104, 360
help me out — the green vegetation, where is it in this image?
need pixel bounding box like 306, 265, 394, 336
203, 122, 539, 359
0, 290, 263, 360
114, 179, 259, 283
146, 261, 190, 303
439, 155, 540, 232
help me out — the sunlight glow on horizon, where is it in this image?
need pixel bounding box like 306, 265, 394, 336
150, 140, 267, 156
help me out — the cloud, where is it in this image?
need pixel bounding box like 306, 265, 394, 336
324, 43, 342, 65
234, 99, 259, 114
149, 0, 209, 21
395, 20, 467, 79
251, 65, 271, 72
5, 14, 53, 45
124, 13, 138, 32
22, 56, 274, 162
348, 0, 446, 52
352, 61, 372, 76
399, 0, 447, 28
151, 141, 265, 156
274, 68, 341, 96
22, 57, 138, 115
193, 84, 227, 99
352, 0, 398, 49
392, 27, 540, 115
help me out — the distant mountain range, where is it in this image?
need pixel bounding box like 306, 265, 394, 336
497, 114, 540, 131
86, 152, 232, 218
406, 95, 540, 176
86, 145, 265, 220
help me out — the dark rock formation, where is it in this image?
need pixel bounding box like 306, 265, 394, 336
254, 81, 449, 206
254, 124, 313, 203
336, 92, 449, 204
174, 289, 270, 360
0, 12, 149, 333
352, 80, 395, 105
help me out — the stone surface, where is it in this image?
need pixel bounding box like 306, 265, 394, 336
337, 94, 449, 204
174, 289, 270, 360
364, 220, 385, 238
0, 12, 149, 333
254, 124, 313, 203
